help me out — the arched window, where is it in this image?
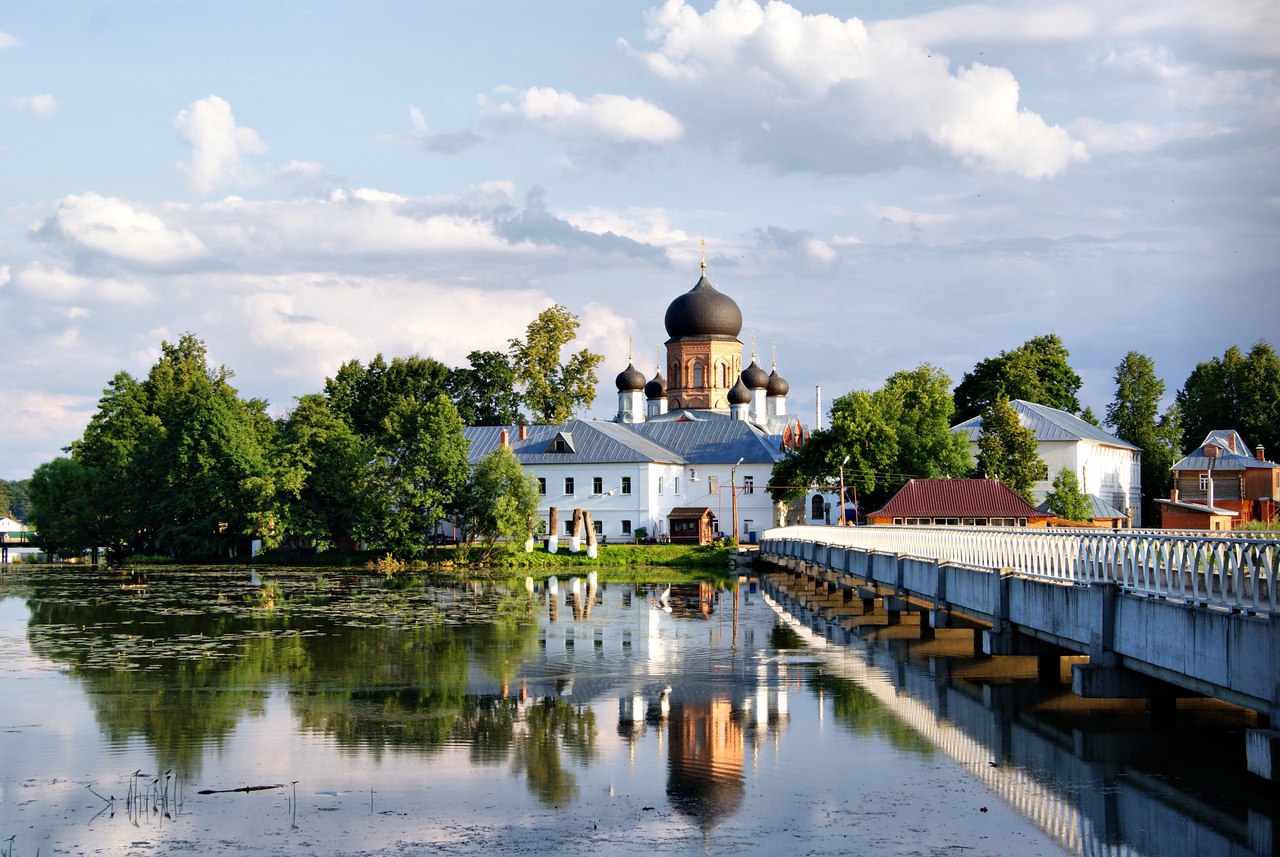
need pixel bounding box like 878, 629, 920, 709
811, 494, 825, 520
693, 362, 704, 387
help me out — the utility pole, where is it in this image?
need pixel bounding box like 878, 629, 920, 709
731, 457, 743, 544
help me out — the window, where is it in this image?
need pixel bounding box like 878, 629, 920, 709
743, 475, 754, 494
564, 477, 575, 495
592, 477, 603, 495
893, 517, 904, 525
658, 477, 664, 495
565, 521, 573, 534
621, 520, 632, 535
537, 478, 546, 495
674, 477, 680, 496
743, 519, 753, 536
1199, 473, 1210, 491
621, 476, 632, 495
936, 518, 959, 526
811, 495, 825, 520
594, 520, 603, 535
709, 475, 718, 493
1017, 518, 1028, 527
693, 362, 704, 387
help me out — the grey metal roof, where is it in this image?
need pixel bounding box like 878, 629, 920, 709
628, 419, 786, 465
463, 421, 684, 466
1036, 493, 1127, 519
952, 400, 1141, 451
1170, 430, 1277, 472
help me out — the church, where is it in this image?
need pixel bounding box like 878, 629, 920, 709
462, 262, 811, 545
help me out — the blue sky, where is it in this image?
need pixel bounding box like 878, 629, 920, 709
2, 0, 1277, 479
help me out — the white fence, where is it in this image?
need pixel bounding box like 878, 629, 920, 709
764, 525, 1280, 614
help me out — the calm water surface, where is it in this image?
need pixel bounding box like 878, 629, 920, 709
0, 566, 1272, 856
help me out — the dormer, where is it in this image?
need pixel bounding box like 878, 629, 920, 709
544, 431, 576, 454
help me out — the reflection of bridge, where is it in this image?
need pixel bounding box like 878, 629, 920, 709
761, 584, 1279, 857
761, 525, 1280, 781
0, 530, 37, 563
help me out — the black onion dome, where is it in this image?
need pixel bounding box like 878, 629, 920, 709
741, 360, 769, 390
663, 275, 743, 338
728, 377, 752, 405
615, 362, 646, 392
644, 372, 666, 400
767, 369, 790, 397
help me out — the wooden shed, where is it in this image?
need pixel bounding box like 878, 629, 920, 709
667, 507, 717, 545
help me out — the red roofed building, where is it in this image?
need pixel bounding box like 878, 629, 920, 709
867, 478, 1051, 527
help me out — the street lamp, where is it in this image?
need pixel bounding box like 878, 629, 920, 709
731, 457, 744, 545
838, 455, 849, 526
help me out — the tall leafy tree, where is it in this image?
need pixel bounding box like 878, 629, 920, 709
452, 446, 540, 559
325, 354, 451, 440
880, 364, 972, 479
975, 394, 1047, 503
1043, 467, 1091, 522
954, 333, 1083, 422
508, 305, 603, 423
373, 393, 470, 558
276, 394, 376, 550
1106, 351, 1178, 524
1176, 342, 1280, 457
0, 479, 32, 520
140, 334, 278, 558
27, 458, 101, 560
447, 350, 523, 425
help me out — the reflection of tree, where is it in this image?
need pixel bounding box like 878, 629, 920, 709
513, 698, 598, 806
813, 673, 934, 756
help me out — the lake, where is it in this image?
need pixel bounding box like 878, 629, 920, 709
0, 564, 1272, 856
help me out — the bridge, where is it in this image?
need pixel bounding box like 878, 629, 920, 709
759, 524, 1280, 781
0, 530, 37, 563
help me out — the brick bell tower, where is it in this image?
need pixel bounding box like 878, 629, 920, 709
662, 259, 744, 412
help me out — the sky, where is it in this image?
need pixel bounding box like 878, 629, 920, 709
2, 0, 1278, 480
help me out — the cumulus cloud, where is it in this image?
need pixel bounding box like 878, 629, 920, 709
10, 262, 152, 305
627, 0, 1085, 178
483, 86, 683, 145
8, 94, 58, 116
175, 95, 268, 193
30, 192, 208, 267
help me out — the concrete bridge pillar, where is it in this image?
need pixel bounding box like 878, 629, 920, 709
982, 569, 1017, 656
1245, 617, 1280, 781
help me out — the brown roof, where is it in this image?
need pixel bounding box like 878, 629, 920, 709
668, 507, 716, 519
869, 479, 1045, 519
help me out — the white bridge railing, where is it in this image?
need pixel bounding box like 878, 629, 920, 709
763, 525, 1280, 615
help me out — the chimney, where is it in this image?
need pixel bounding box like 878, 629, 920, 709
1171, 486, 1179, 502
519, 424, 528, 441
1257, 444, 1266, 462
500, 429, 509, 448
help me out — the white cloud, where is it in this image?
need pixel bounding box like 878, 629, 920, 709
11, 262, 153, 304
8, 94, 58, 116
0, 265, 9, 287
629, 0, 1085, 178
32, 192, 207, 267
871, 205, 955, 230
0, 31, 18, 49
484, 86, 683, 145
174, 95, 268, 194
1071, 117, 1232, 155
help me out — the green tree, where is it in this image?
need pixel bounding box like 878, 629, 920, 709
447, 350, 523, 426
0, 479, 32, 520
508, 305, 603, 423
373, 393, 470, 558
276, 394, 376, 550
140, 334, 278, 558
1176, 342, 1280, 457
1079, 406, 1100, 426
880, 364, 972, 479
27, 457, 101, 559
954, 333, 1083, 422
452, 446, 540, 559
1106, 352, 1178, 525
975, 395, 1047, 503
325, 354, 452, 440
1044, 467, 1091, 522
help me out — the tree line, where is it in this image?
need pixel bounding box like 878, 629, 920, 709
770, 335, 1280, 526
26, 306, 600, 561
